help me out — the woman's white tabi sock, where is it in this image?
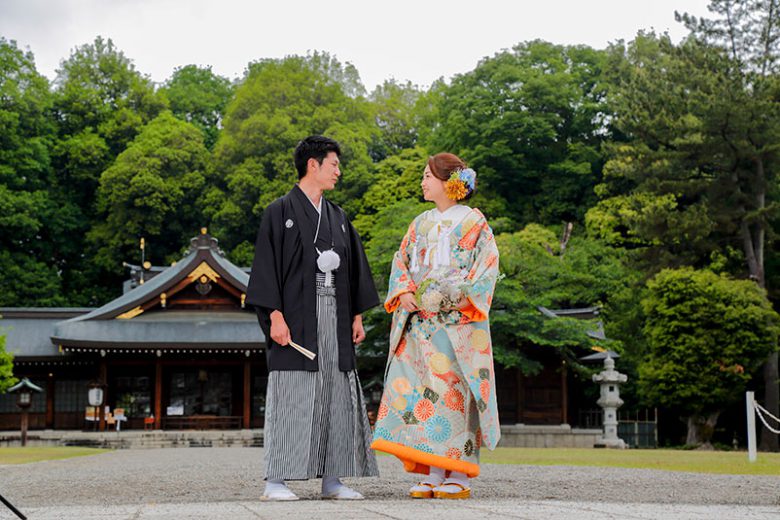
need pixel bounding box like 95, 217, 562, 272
435, 470, 470, 492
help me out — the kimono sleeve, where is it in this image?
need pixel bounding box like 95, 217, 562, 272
384, 221, 418, 313
459, 218, 499, 323
347, 217, 381, 316
246, 202, 283, 313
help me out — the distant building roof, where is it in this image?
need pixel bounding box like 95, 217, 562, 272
537, 305, 606, 340
53, 310, 264, 351
2, 231, 265, 358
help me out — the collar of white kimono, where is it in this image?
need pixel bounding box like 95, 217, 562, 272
421, 205, 473, 269
432, 204, 470, 222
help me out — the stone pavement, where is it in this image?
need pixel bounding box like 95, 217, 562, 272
0, 447, 778, 519
6, 499, 779, 519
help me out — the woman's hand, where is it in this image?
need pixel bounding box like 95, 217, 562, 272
445, 297, 469, 312
399, 292, 419, 312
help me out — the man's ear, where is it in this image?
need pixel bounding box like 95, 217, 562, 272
307, 157, 319, 175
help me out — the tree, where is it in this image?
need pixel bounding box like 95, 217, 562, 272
206, 52, 377, 259
591, 5, 780, 448
51, 37, 167, 304
0, 333, 15, 394
368, 80, 423, 161
639, 268, 779, 447
491, 225, 631, 373
352, 146, 429, 235
678, 0, 780, 451
162, 65, 234, 150
54, 36, 167, 200
0, 38, 66, 306
422, 41, 611, 226
89, 111, 210, 274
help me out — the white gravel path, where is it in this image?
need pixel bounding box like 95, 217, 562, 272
0, 448, 778, 509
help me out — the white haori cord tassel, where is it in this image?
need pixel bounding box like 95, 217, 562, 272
410, 243, 420, 273
434, 227, 453, 268
426, 223, 454, 268
317, 248, 340, 287
312, 200, 340, 287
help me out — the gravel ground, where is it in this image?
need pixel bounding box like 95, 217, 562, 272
0, 448, 778, 508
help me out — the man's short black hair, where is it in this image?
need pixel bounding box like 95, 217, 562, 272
294, 135, 341, 179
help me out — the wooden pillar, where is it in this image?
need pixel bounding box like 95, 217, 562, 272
561, 361, 568, 425
243, 359, 251, 429
20, 410, 29, 447
46, 374, 55, 429
154, 358, 162, 430
98, 360, 107, 432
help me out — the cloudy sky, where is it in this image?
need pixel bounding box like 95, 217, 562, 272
1, 0, 712, 90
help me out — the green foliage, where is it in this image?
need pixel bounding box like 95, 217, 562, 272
352, 146, 428, 232
369, 80, 423, 161
0, 333, 15, 393
422, 40, 611, 226
0, 38, 67, 306
90, 111, 210, 272
595, 30, 780, 282
53, 37, 168, 205
639, 268, 779, 415
162, 65, 234, 150
360, 199, 430, 356
491, 225, 632, 373
0, 251, 65, 307
207, 52, 377, 255
48, 37, 168, 303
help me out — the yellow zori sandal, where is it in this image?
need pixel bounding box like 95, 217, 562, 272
433, 482, 471, 499
409, 482, 437, 499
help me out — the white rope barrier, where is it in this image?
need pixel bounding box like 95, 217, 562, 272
753, 401, 780, 434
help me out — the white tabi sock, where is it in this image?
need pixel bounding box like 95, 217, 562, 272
262, 479, 298, 501
422, 465, 445, 486
436, 471, 470, 492
322, 476, 364, 500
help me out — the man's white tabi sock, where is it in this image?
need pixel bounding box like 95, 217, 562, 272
262, 479, 298, 501
321, 476, 364, 500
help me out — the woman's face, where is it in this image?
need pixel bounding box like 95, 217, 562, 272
421, 164, 446, 202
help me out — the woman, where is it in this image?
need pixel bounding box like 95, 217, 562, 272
371, 153, 500, 499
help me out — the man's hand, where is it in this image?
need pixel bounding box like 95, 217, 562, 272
269, 310, 291, 346
399, 292, 418, 313
352, 314, 366, 345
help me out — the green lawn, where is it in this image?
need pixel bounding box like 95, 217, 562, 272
0, 447, 110, 465
481, 447, 780, 476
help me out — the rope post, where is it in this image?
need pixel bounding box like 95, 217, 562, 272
746, 391, 757, 463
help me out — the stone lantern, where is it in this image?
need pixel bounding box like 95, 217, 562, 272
592, 355, 628, 449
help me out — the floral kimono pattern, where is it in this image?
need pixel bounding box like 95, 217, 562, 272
371, 206, 500, 478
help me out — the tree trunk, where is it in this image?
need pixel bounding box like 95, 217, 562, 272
761, 351, 780, 451
685, 412, 720, 449
740, 162, 779, 452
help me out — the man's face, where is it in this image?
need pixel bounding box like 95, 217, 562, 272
308, 152, 341, 191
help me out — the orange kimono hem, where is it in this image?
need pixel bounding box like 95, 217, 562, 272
371, 438, 480, 478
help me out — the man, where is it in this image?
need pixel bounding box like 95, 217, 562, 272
247, 135, 379, 501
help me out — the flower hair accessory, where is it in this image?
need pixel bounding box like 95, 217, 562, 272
444, 168, 476, 201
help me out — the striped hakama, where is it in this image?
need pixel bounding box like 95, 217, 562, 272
263, 273, 379, 480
